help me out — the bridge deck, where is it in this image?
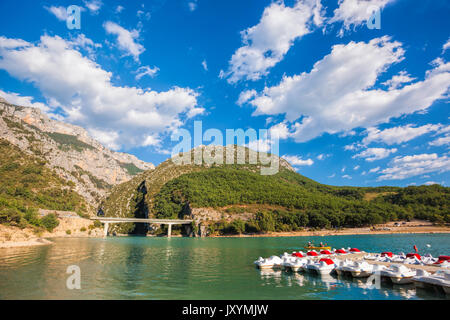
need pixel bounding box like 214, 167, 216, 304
91, 217, 193, 224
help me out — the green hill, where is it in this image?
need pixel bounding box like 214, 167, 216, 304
101, 146, 449, 235
0, 139, 88, 230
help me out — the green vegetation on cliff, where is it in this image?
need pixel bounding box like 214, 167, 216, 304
0, 139, 88, 229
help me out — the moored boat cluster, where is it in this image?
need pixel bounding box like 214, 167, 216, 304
254, 248, 450, 295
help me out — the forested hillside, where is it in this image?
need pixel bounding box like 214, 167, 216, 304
102, 146, 449, 235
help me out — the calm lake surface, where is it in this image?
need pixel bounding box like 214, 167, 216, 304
0, 233, 449, 300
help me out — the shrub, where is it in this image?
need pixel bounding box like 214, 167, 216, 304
93, 220, 102, 228
66, 229, 71, 235
229, 219, 245, 234
80, 227, 86, 232
40, 213, 59, 232
24, 209, 40, 227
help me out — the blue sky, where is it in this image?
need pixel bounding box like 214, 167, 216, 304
0, 0, 449, 187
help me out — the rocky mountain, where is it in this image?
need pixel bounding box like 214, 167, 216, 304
0, 97, 154, 208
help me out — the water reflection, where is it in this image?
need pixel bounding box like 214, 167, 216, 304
0, 235, 448, 300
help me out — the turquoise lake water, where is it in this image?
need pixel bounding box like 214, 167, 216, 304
0, 233, 448, 300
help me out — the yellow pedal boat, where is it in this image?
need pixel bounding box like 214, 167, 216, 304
303, 246, 331, 250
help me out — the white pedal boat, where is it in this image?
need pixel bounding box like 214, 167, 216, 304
413, 269, 450, 294
335, 259, 357, 276
381, 264, 416, 284
349, 261, 374, 278
254, 255, 283, 269
306, 258, 336, 275
285, 258, 307, 272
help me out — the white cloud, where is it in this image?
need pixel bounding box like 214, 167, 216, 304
354, 147, 397, 161
115, 5, 124, 13
0, 37, 29, 49
429, 134, 450, 147
188, 1, 198, 12
45, 6, 69, 21
353, 165, 360, 170
342, 174, 352, 179
316, 153, 330, 160
363, 124, 441, 145
0, 89, 50, 113
424, 181, 440, 186
378, 153, 450, 181
222, 0, 323, 83
142, 135, 161, 147
248, 139, 272, 153
369, 166, 380, 173
201, 60, 208, 71
282, 155, 314, 166
330, 0, 395, 36
244, 37, 450, 143
83, 0, 102, 14
443, 38, 450, 53
344, 143, 362, 151
237, 89, 257, 106
104, 21, 145, 61
382, 71, 416, 90
88, 128, 120, 150
269, 122, 290, 139
137, 10, 151, 21
0, 35, 200, 150
135, 65, 159, 80
186, 107, 205, 118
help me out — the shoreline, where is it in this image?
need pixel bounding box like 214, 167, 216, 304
1, 223, 449, 248
211, 228, 450, 238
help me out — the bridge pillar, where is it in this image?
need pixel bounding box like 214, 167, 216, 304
103, 222, 109, 238
167, 223, 172, 238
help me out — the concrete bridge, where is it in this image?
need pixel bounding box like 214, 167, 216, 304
91, 217, 193, 238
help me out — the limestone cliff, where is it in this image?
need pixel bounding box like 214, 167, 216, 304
0, 97, 154, 208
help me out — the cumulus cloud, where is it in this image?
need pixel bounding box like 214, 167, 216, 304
244, 37, 450, 143
221, 0, 323, 83
363, 124, 442, 145
0, 35, 200, 150
269, 122, 290, 140
378, 153, 450, 180
330, 0, 395, 36
282, 155, 314, 166
104, 21, 145, 61
354, 147, 397, 161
